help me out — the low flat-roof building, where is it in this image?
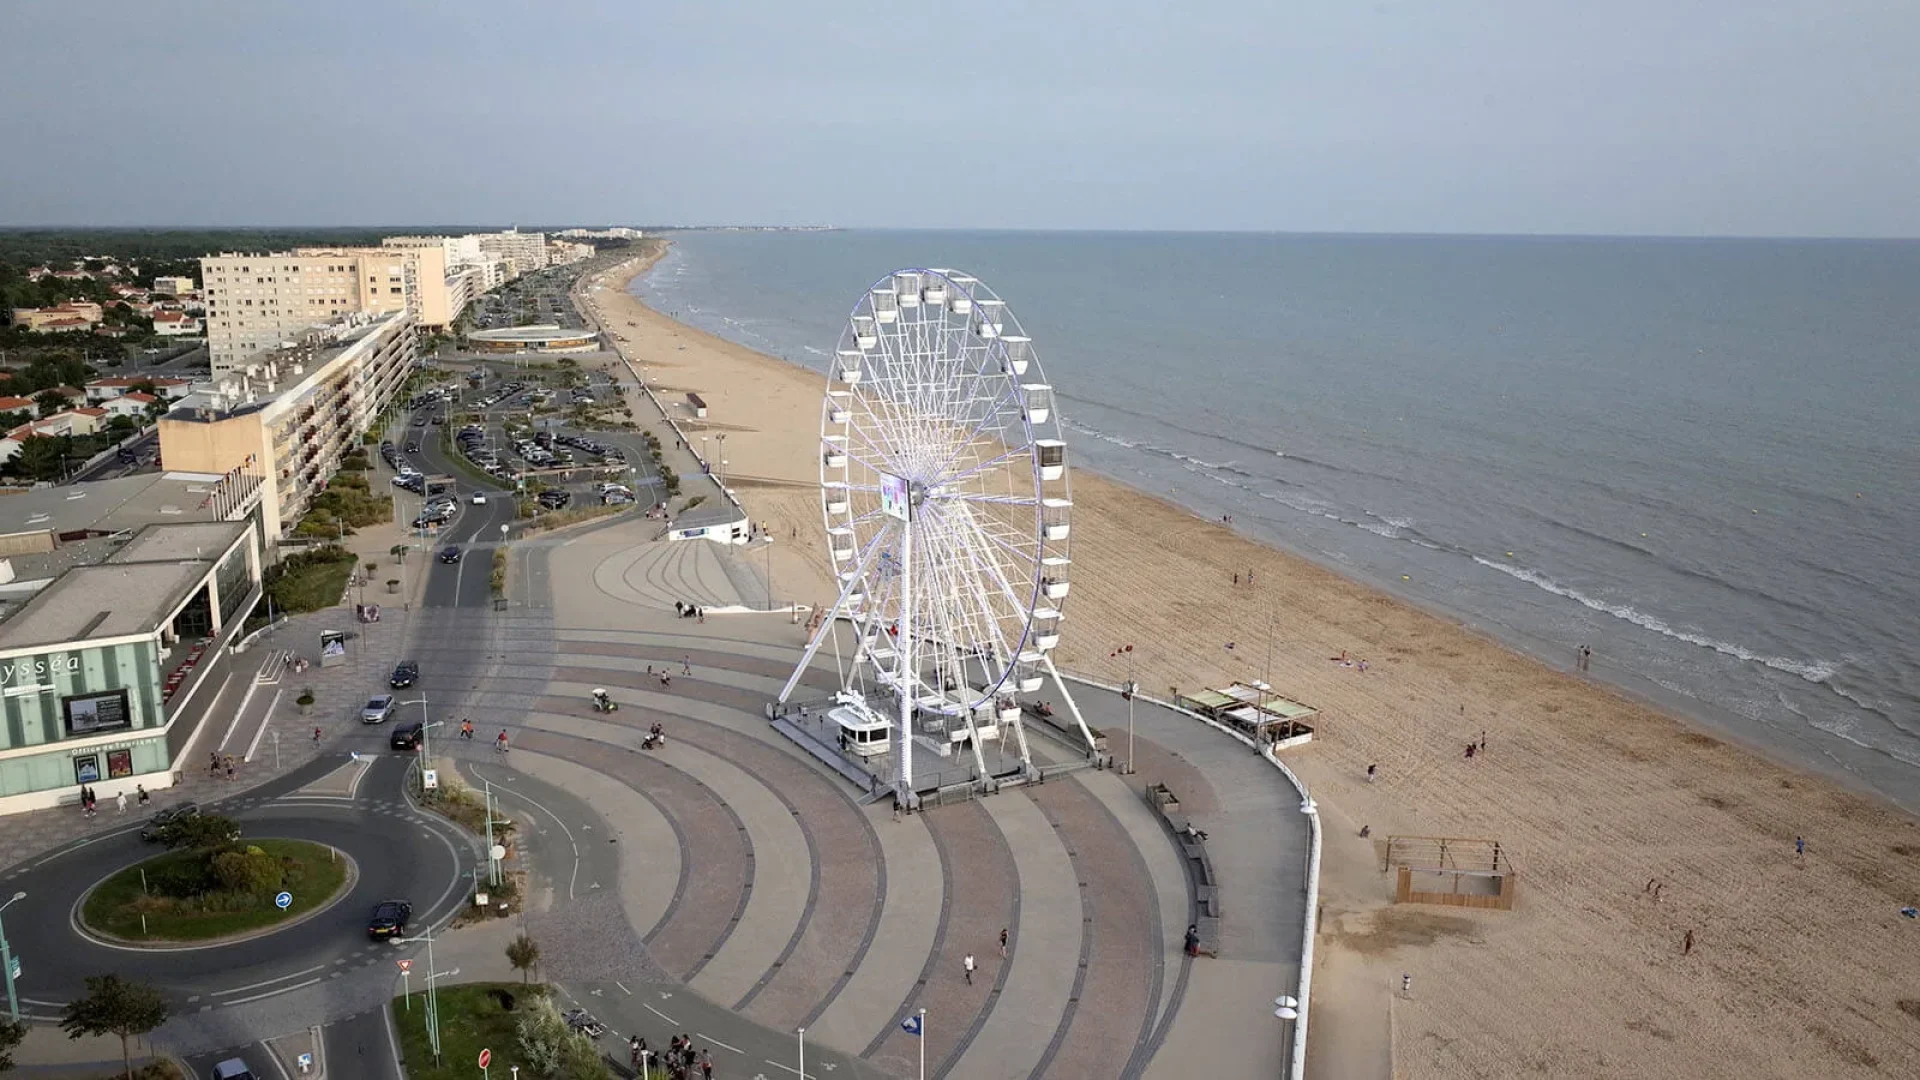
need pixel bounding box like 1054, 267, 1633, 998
0, 518, 261, 815
467, 324, 600, 354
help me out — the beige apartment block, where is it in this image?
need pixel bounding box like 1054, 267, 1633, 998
159, 310, 416, 540
201, 244, 465, 371
476, 229, 548, 275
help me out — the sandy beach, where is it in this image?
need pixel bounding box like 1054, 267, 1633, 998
585, 242, 1920, 1079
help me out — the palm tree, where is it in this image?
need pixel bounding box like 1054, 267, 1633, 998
506, 932, 540, 985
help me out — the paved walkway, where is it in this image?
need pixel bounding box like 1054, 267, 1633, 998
420, 514, 1312, 1078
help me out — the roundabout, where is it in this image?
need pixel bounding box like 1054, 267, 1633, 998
0, 754, 475, 1026
75, 836, 356, 947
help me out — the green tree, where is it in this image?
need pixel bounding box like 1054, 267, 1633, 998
0, 1017, 25, 1071
33, 390, 67, 418
105, 414, 139, 441
156, 812, 241, 850
507, 932, 541, 985
210, 846, 286, 895
142, 396, 169, 422
8, 435, 69, 482
59, 974, 169, 1080
0, 410, 29, 431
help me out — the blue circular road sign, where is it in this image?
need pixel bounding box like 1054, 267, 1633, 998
275, 891, 293, 910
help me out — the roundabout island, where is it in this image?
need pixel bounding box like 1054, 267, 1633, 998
77, 836, 354, 946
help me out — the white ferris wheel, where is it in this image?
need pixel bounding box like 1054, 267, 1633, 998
777, 268, 1098, 803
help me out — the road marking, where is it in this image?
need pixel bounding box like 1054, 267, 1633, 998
224, 977, 322, 1005
614, 981, 632, 995
643, 1002, 677, 1025
212, 964, 331, 997
763, 1060, 812, 1078
696, 1033, 743, 1055
471, 764, 581, 900
264, 1040, 294, 1080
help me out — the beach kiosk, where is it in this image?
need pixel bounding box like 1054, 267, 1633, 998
1177, 681, 1317, 748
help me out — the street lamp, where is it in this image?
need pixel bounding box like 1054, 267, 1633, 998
1274, 996, 1299, 1063
399, 698, 440, 769
0, 890, 25, 1020
797, 1027, 806, 1080
396, 927, 444, 1061
1110, 644, 1136, 774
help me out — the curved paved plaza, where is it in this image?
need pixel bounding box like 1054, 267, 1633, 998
399, 517, 1312, 1079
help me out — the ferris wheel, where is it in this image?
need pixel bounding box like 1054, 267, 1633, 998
778, 268, 1094, 802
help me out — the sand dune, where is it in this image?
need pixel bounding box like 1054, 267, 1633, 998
587, 244, 1920, 1079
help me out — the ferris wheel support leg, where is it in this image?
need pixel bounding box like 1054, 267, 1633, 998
1007, 710, 1037, 781
960, 710, 990, 784
1041, 655, 1100, 756
896, 522, 915, 808
775, 539, 884, 705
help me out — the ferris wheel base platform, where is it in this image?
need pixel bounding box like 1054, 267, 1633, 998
769, 703, 1041, 807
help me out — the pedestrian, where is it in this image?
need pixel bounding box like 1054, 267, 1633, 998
136, 784, 150, 806
683, 656, 692, 675
1464, 743, 1475, 759
697, 609, 705, 624
313, 725, 322, 743
630, 1035, 644, 1068
1184, 924, 1199, 957
116, 790, 128, 814
1644, 878, 1655, 894
999, 926, 1009, 958
963, 952, 976, 985
1366, 763, 1377, 783
461, 719, 474, 740
1232, 572, 1239, 586
1683, 929, 1694, 955
674, 600, 685, 616
1795, 835, 1805, 858
701, 1050, 713, 1078
1402, 973, 1412, 996
209, 750, 221, 775
1248, 569, 1255, 585
1478, 730, 1487, 752
226, 758, 236, 781
496, 730, 510, 753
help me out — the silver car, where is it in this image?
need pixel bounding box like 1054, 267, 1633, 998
362, 695, 395, 723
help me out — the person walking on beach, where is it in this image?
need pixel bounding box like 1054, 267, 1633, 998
1479, 730, 1487, 752
1401, 973, 1412, 997
1683, 929, 1694, 955
1233, 572, 1239, 586
1367, 763, 1378, 783
1578, 644, 1592, 672
963, 952, 976, 985
1796, 836, 1806, 858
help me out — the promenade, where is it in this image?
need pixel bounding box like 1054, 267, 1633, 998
421, 514, 1311, 1078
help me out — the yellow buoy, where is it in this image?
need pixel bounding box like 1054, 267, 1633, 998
1506, 552, 1514, 557
1641, 532, 1648, 538
1402, 575, 1411, 580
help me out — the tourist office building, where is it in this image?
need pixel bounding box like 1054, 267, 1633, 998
0, 520, 261, 815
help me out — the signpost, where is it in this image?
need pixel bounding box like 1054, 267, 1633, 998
478, 1047, 492, 1078
398, 958, 413, 1008
274, 891, 293, 910
296, 1051, 313, 1074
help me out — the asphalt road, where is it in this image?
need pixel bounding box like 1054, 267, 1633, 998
0, 756, 469, 1020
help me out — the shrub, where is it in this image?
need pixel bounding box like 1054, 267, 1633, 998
211, 846, 286, 896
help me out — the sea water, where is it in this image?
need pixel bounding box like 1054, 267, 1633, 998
632, 231, 1920, 811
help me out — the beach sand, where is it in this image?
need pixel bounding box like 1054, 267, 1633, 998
584, 243, 1920, 1079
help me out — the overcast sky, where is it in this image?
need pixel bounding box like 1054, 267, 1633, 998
3, 1, 1916, 236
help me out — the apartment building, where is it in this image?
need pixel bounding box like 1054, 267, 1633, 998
151, 275, 196, 295
200, 245, 464, 371
476, 229, 548, 275
158, 310, 416, 540
547, 240, 596, 265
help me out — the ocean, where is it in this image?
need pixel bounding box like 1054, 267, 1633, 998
631, 231, 1920, 811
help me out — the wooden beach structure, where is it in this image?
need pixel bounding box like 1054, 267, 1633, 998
1383, 834, 1517, 911
1176, 681, 1317, 748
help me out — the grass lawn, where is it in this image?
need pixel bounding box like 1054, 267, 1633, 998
265, 548, 357, 612
393, 983, 603, 1080
80, 837, 350, 942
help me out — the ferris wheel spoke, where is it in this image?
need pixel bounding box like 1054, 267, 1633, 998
932, 445, 1030, 492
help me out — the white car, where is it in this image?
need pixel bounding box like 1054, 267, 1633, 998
472, 492, 488, 505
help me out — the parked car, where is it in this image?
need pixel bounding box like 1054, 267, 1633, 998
389, 660, 418, 689
389, 722, 424, 751
367, 899, 413, 940
210, 1058, 258, 1080
362, 695, 395, 723
140, 802, 200, 842
439, 545, 462, 564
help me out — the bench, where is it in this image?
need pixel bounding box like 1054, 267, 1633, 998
1145, 781, 1222, 957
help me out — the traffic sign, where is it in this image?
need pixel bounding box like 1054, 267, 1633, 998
397, 958, 413, 973
478, 1048, 492, 1068
296, 1051, 313, 1073
274, 891, 293, 910
7, 956, 19, 980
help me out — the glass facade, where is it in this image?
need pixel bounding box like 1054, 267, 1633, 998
0, 639, 167, 798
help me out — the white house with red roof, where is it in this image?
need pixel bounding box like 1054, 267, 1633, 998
85, 376, 192, 403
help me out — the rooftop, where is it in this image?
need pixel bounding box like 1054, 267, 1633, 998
0, 520, 247, 650
0, 472, 250, 538
469, 325, 598, 344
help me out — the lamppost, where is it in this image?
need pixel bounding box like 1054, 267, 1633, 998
1110, 644, 1136, 773
0, 890, 25, 1020
762, 536, 776, 612
398, 698, 439, 769
396, 927, 443, 1061
796, 1026, 806, 1080
1274, 995, 1299, 1064
715, 433, 727, 485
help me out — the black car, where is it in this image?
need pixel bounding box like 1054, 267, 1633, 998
367, 899, 413, 939
139, 802, 200, 842
410, 417, 427, 427
389, 660, 418, 689
405, 442, 422, 453
390, 722, 424, 751
439, 545, 461, 564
